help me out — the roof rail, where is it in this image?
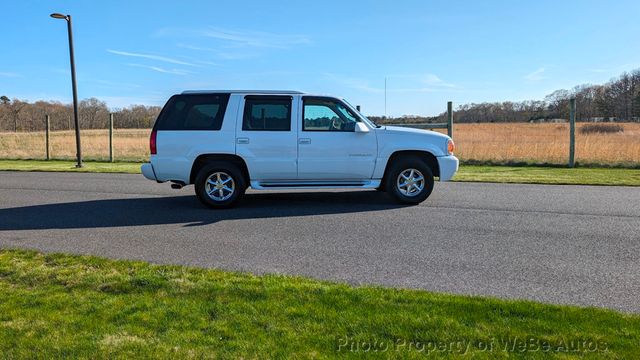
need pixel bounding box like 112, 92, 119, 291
181, 90, 305, 95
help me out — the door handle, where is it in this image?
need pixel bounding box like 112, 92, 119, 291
298, 138, 311, 144
236, 137, 249, 144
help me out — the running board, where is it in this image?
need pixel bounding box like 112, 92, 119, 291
250, 180, 381, 190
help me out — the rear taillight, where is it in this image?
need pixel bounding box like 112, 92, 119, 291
150, 129, 157, 155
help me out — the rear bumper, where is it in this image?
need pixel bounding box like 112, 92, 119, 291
437, 155, 459, 181
141, 163, 158, 181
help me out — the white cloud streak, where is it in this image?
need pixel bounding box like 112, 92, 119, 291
324, 73, 460, 93
158, 27, 311, 49
590, 63, 639, 73
107, 49, 196, 66
94, 79, 141, 89
176, 43, 256, 61
524, 67, 546, 81
323, 73, 383, 93
0, 72, 20, 77
127, 63, 195, 76
420, 74, 456, 88
99, 95, 166, 108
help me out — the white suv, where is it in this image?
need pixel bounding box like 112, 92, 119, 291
141, 90, 458, 208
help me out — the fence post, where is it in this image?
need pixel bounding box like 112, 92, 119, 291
45, 115, 50, 160
109, 113, 114, 162
569, 98, 576, 168
447, 101, 453, 138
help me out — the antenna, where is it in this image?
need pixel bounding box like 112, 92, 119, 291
384, 77, 387, 118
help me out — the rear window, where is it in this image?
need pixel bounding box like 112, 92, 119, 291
154, 94, 230, 130
242, 96, 292, 131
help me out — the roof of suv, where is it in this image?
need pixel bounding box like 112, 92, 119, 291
181, 90, 306, 95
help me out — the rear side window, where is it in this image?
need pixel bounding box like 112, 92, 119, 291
154, 94, 230, 130
242, 96, 292, 131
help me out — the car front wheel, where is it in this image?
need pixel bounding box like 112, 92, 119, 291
194, 162, 246, 209
385, 158, 435, 204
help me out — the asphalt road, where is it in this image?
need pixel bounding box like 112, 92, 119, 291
1, 171, 639, 312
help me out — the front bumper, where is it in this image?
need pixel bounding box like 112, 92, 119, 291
141, 163, 157, 181
437, 155, 459, 181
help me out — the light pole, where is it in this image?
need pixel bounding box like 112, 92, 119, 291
50, 12, 82, 168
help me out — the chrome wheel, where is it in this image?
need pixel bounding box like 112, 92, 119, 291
396, 168, 425, 197
205, 172, 235, 201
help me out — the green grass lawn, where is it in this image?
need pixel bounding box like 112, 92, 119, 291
0, 249, 637, 358
456, 165, 640, 186
1, 159, 639, 186
0, 159, 141, 174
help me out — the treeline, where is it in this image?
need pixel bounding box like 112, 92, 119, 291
374, 68, 640, 124
2, 68, 640, 131
0, 96, 161, 132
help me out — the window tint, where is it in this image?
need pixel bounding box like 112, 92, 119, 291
154, 94, 230, 130
303, 97, 358, 131
243, 96, 292, 131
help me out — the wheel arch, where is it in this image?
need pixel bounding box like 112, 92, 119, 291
381, 150, 440, 183
190, 154, 250, 184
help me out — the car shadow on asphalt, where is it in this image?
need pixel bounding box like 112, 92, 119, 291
0, 190, 406, 230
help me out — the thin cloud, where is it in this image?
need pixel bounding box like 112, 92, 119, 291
385, 73, 459, 89
420, 74, 456, 88
390, 87, 439, 93
95, 79, 141, 89
524, 67, 546, 81
127, 63, 195, 76
323, 73, 383, 93
324, 73, 462, 94
176, 43, 256, 60
590, 63, 639, 73
0, 72, 20, 77
422, 74, 444, 84
194, 60, 221, 66
176, 43, 216, 52
100, 95, 166, 109
158, 27, 311, 49
107, 49, 196, 66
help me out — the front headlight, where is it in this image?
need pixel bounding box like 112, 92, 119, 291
447, 139, 455, 155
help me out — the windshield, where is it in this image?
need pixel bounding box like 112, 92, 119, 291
342, 99, 381, 128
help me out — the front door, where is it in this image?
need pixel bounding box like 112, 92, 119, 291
235, 95, 298, 180
297, 96, 377, 180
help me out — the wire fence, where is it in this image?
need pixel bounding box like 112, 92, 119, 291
1, 102, 639, 167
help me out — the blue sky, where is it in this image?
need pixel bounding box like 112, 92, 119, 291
1, 0, 639, 116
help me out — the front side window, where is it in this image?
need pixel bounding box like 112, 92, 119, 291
155, 94, 230, 130
303, 97, 359, 131
243, 96, 292, 131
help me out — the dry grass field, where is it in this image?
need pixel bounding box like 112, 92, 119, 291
0, 129, 150, 162
1, 123, 639, 166
435, 122, 640, 166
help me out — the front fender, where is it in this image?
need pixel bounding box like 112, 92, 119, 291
372, 127, 449, 179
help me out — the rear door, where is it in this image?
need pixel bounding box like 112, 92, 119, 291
153, 93, 233, 182
235, 95, 298, 180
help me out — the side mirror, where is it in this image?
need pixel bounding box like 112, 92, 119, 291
355, 122, 370, 133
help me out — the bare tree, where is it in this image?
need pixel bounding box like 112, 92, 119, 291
79, 98, 109, 129
7, 99, 27, 132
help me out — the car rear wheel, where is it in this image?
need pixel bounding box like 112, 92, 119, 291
195, 162, 246, 209
385, 157, 435, 204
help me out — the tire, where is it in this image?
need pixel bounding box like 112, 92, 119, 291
384, 157, 435, 204
194, 162, 246, 209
